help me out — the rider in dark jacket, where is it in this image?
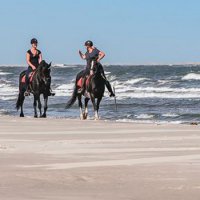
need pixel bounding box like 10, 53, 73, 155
78, 40, 115, 97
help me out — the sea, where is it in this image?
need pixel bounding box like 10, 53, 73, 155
1, 64, 200, 124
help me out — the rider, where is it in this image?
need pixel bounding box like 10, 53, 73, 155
78, 40, 115, 97
25, 38, 54, 96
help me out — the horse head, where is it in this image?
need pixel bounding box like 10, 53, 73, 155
37, 60, 51, 85
89, 60, 103, 79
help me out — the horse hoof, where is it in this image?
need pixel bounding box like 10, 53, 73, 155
34, 115, 38, 118
40, 114, 46, 118
20, 114, 24, 117
83, 113, 88, 120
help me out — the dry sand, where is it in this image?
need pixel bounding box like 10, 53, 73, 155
0, 116, 200, 200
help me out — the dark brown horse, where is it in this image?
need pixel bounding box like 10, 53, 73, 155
16, 60, 52, 118
66, 61, 105, 120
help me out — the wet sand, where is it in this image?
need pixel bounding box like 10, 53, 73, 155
0, 116, 200, 200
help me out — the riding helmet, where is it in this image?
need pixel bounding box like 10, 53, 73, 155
31, 38, 38, 44
85, 40, 93, 47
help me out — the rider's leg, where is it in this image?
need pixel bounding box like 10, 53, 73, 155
77, 69, 88, 93
24, 67, 32, 96
47, 77, 55, 96
99, 65, 115, 97
104, 78, 115, 97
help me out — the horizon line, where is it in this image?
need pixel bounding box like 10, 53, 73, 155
1, 62, 200, 67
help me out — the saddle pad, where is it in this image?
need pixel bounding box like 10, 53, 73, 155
21, 71, 35, 83
77, 76, 92, 88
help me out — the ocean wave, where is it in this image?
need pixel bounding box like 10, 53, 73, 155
182, 73, 200, 80
125, 78, 149, 85
116, 119, 183, 124
0, 72, 13, 75
0, 109, 9, 116
116, 119, 153, 123
135, 114, 154, 119
112, 78, 148, 86
162, 113, 179, 117
52, 64, 81, 68
0, 96, 17, 100
0, 84, 18, 93
0, 83, 18, 100
54, 83, 74, 96
115, 86, 200, 93
116, 91, 200, 99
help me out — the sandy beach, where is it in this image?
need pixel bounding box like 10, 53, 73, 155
0, 116, 200, 200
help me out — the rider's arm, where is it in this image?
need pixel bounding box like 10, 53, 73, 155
79, 50, 86, 60
97, 51, 105, 62
39, 52, 42, 64
26, 53, 36, 70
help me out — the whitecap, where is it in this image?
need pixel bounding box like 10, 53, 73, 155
0, 72, 13, 75
182, 73, 200, 80
54, 83, 74, 96
135, 114, 154, 119
125, 78, 148, 85
162, 113, 179, 117
116, 119, 183, 124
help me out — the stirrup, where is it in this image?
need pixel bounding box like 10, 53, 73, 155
24, 90, 30, 96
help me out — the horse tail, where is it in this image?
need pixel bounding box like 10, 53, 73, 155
16, 93, 22, 110
16, 71, 25, 110
66, 86, 77, 109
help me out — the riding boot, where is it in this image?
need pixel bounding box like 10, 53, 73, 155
105, 80, 115, 97
24, 79, 30, 96
47, 88, 55, 96
24, 69, 31, 96
101, 74, 115, 97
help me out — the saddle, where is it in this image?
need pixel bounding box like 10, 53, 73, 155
21, 71, 36, 83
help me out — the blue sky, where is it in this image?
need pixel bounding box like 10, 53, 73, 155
0, 0, 200, 65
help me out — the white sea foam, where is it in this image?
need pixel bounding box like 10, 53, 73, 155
125, 78, 148, 85
135, 114, 154, 119
0, 72, 12, 75
0, 109, 8, 115
116, 91, 200, 99
116, 119, 153, 124
112, 82, 200, 99
182, 73, 200, 80
112, 78, 148, 86
0, 83, 18, 100
54, 83, 74, 96
162, 113, 179, 117
116, 119, 183, 124
52, 64, 80, 68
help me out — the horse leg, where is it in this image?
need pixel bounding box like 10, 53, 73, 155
41, 95, 48, 118
83, 98, 90, 119
90, 95, 98, 120
38, 95, 42, 117
33, 95, 38, 118
20, 95, 25, 117
96, 97, 102, 120
16, 82, 25, 117
78, 95, 84, 120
